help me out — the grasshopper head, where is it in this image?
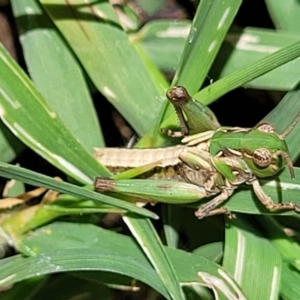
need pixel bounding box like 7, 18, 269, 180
166, 86, 191, 106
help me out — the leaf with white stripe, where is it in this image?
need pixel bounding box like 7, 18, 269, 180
223, 217, 281, 300
0, 43, 109, 183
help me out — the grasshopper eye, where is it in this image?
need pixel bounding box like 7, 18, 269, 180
252, 148, 272, 167
256, 123, 276, 134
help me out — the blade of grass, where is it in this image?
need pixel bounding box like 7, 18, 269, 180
197, 40, 300, 105
256, 216, 300, 299
0, 221, 245, 299
0, 43, 109, 183
131, 20, 191, 73
0, 162, 157, 219
11, 0, 105, 151
41, 0, 166, 135
0, 250, 170, 299
265, 0, 300, 32
280, 263, 300, 299
256, 215, 300, 261
1, 199, 125, 239
223, 216, 281, 300
136, 22, 300, 90
124, 214, 185, 300
212, 28, 300, 90
173, 0, 242, 93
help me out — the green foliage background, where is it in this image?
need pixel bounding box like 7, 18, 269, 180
0, 0, 300, 299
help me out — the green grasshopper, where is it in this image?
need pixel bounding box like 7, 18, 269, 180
94, 86, 300, 219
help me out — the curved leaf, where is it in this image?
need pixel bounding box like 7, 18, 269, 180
0, 44, 109, 183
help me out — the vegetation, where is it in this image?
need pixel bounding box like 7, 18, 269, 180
0, 0, 300, 299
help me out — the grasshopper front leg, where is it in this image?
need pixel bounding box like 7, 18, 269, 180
194, 188, 235, 219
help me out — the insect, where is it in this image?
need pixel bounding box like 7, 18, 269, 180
94, 86, 300, 219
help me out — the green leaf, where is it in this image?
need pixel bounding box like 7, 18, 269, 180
212, 28, 300, 91
11, 0, 105, 150
137, 21, 300, 91
0, 221, 245, 299
132, 20, 190, 73
254, 216, 300, 299
173, 0, 242, 93
0, 43, 109, 183
41, 0, 166, 136
197, 40, 300, 106
280, 263, 300, 300
223, 217, 281, 299
265, 0, 300, 32
0, 250, 170, 299
124, 214, 185, 300
0, 162, 157, 224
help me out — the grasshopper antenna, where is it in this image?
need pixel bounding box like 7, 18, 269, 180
278, 111, 300, 179
281, 151, 295, 179
280, 111, 300, 139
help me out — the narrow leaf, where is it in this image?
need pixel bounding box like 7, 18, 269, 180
11, 0, 105, 150
41, 0, 166, 135
124, 215, 185, 300
0, 43, 109, 183
223, 216, 281, 300
0, 162, 157, 219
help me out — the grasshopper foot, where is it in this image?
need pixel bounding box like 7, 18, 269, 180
294, 204, 300, 213
194, 189, 234, 219
195, 207, 235, 219
251, 179, 300, 214
161, 128, 184, 138
267, 202, 300, 214
94, 177, 115, 192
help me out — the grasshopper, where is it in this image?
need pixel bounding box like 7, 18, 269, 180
94, 86, 300, 219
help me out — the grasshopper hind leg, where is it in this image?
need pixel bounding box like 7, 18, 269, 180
251, 179, 300, 213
